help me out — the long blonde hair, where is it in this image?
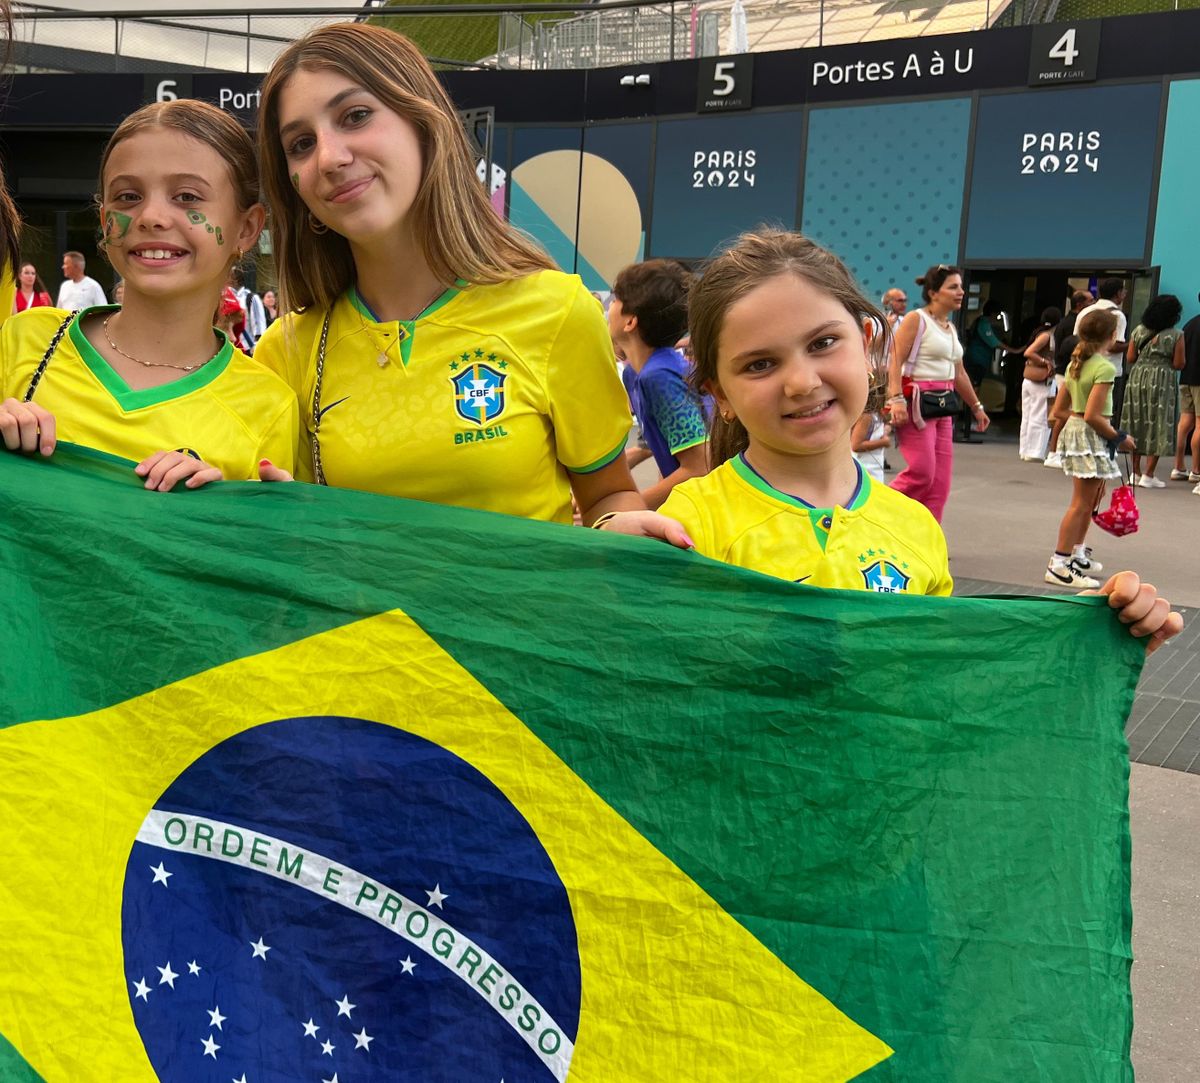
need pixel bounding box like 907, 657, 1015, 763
688, 229, 888, 467
1069, 309, 1119, 379
257, 23, 553, 313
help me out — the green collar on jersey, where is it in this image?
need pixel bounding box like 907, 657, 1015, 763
68, 305, 233, 412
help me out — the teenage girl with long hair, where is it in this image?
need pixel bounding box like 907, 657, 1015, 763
0, 100, 297, 487
598, 230, 1180, 650
252, 22, 642, 524
1044, 309, 1131, 588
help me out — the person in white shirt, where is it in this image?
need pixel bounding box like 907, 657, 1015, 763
55, 251, 107, 311
230, 265, 266, 353
1076, 278, 1129, 423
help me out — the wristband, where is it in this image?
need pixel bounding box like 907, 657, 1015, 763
971, 402, 985, 413
886, 394, 906, 406
591, 511, 620, 530
1106, 429, 1129, 454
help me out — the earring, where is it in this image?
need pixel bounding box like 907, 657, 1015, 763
234, 248, 243, 263
308, 212, 329, 235
720, 410, 735, 423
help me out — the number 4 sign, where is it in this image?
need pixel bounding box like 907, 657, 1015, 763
1028, 22, 1100, 86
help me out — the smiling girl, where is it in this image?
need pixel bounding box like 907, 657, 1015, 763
598, 231, 1181, 648
0, 100, 297, 489
252, 23, 641, 525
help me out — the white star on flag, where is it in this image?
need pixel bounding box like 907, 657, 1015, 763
399, 955, 416, 975
335, 994, 355, 1018
233, 1075, 249, 1083
156, 962, 178, 989
132, 977, 152, 1001
150, 861, 173, 887
321, 1039, 335, 1056
207, 1005, 226, 1031
426, 883, 448, 909
322, 1074, 340, 1083
250, 937, 271, 960
302, 1018, 320, 1038
353, 1026, 373, 1051
201, 1034, 220, 1059
187, 960, 201, 976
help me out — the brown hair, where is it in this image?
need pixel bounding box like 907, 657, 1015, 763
0, 0, 18, 287
98, 99, 259, 216
257, 22, 553, 313
611, 259, 692, 348
688, 229, 887, 467
915, 264, 963, 303
1070, 309, 1119, 379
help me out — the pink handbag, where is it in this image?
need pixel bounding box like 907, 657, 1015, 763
1092, 481, 1139, 537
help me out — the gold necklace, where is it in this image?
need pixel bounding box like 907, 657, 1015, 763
102, 315, 222, 372
363, 285, 448, 368
925, 306, 952, 329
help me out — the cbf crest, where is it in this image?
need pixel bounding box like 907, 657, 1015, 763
451, 357, 508, 426
860, 559, 911, 594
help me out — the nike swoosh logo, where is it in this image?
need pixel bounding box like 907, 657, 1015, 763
317, 395, 350, 422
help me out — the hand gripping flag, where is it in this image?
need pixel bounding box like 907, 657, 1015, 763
0, 446, 1140, 1081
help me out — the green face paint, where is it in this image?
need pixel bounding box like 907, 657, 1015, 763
185, 209, 225, 246
103, 210, 132, 242
291, 173, 300, 190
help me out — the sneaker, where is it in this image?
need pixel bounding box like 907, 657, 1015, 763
1171, 469, 1190, 480
1043, 452, 1063, 468
1192, 473, 1200, 483
1193, 481, 1200, 496
1072, 548, 1103, 574
1045, 561, 1100, 589
1137, 475, 1166, 489
1128, 473, 1140, 486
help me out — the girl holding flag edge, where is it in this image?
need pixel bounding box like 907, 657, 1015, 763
600, 229, 1181, 652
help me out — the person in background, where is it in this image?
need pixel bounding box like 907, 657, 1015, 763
12, 262, 51, 313
1124, 293, 1184, 489
608, 259, 709, 508
110, 279, 124, 306
887, 264, 989, 522
230, 264, 267, 353
1077, 278, 1129, 423
1018, 306, 1060, 462
1045, 309, 1128, 588
881, 287, 907, 329
262, 288, 279, 327
56, 251, 107, 312
962, 299, 1019, 439
1172, 289, 1200, 487
1045, 290, 1094, 469
851, 407, 891, 482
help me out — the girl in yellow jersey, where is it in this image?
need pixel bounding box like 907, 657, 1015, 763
0, 101, 297, 490
601, 230, 1180, 649
252, 23, 642, 525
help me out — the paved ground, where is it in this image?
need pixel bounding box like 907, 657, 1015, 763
634, 416, 1198, 1078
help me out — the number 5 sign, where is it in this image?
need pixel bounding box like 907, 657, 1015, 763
697, 55, 753, 113
1028, 22, 1100, 86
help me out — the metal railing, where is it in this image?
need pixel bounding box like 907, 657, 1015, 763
3, 0, 1132, 75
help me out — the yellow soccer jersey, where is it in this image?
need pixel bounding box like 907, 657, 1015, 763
660, 454, 953, 596
0, 263, 13, 329
0, 307, 298, 479
254, 270, 632, 523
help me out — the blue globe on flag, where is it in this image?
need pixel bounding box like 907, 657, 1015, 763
121, 716, 581, 1081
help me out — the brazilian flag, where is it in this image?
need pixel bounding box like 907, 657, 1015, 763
1, 445, 1139, 1081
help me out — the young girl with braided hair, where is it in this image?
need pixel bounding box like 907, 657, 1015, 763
1044, 309, 1133, 588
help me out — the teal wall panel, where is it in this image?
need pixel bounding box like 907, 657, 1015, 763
1151, 79, 1200, 322
802, 98, 971, 305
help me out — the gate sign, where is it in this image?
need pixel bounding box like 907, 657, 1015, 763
1028, 22, 1100, 86
697, 55, 754, 112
